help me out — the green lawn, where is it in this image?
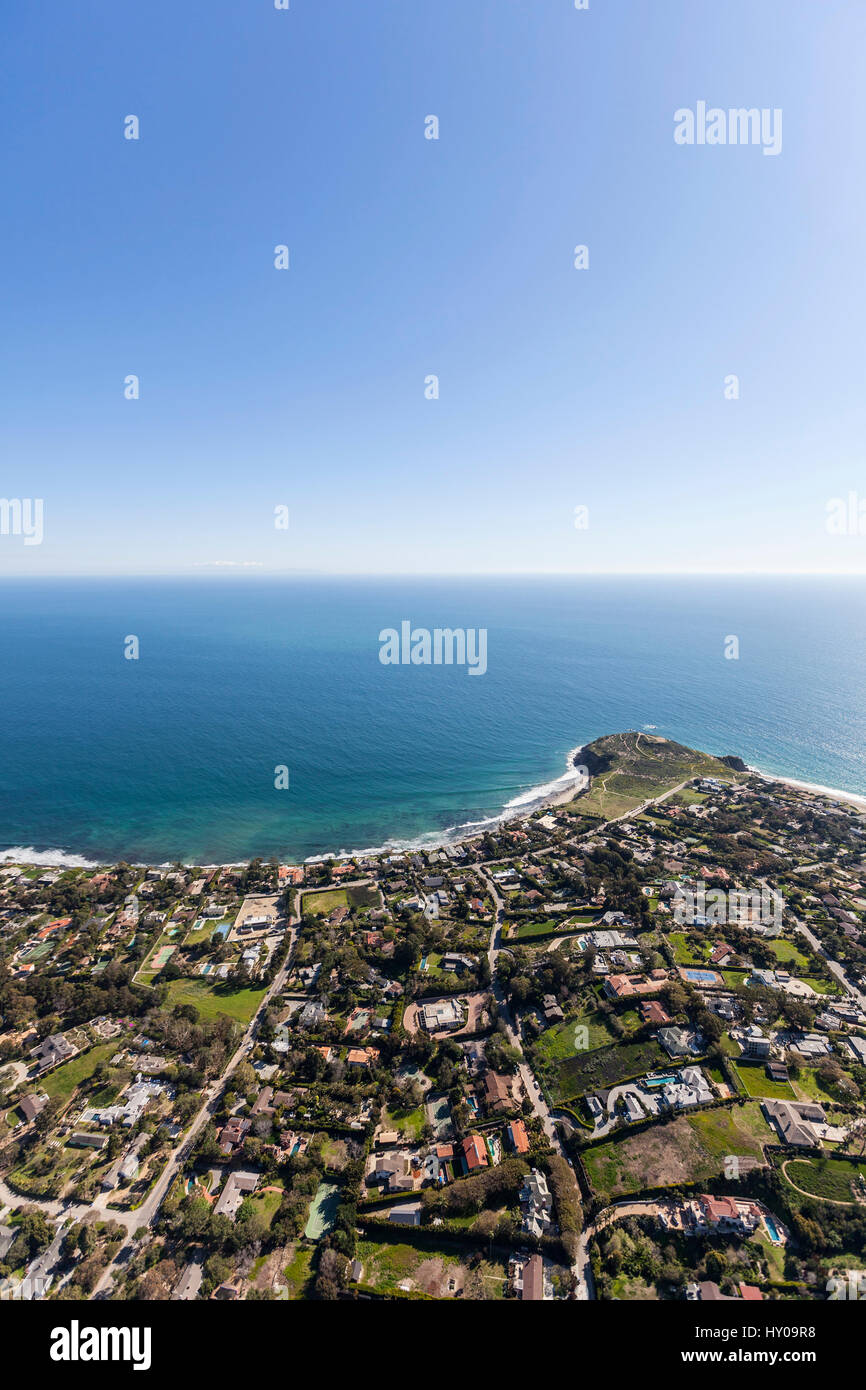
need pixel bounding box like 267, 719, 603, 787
801, 977, 837, 996
282, 1245, 314, 1299
752, 1229, 787, 1281
515, 918, 574, 942
721, 969, 750, 988
247, 1188, 284, 1226
668, 932, 707, 965
302, 888, 350, 918
535, 1011, 616, 1062
184, 921, 218, 946
40, 1043, 119, 1102
792, 1068, 840, 1105
731, 1062, 797, 1101
164, 977, 267, 1024
765, 938, 810, 969
384, 1105, 426, 1139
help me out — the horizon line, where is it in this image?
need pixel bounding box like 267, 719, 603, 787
1, 569, 866, 580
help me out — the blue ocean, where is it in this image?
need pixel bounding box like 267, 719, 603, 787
0, 576, 864, 864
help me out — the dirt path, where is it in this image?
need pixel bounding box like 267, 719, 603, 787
781, 1158, 864, 1206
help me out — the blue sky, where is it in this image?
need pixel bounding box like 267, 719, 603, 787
2, 0, 865, 575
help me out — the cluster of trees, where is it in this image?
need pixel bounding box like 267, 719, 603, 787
158, 1145, 332, 1298
0, 1206, 52, 1278
0, 956, 148, 1037
51, 1219, 126, 1297
145, 1002, 240, 1083
543, 1154, 583, 1252
421, 1156, 528, 1219
592, 1216, 764, 1300
581, 843, 652, 927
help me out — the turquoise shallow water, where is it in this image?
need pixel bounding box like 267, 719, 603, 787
0, 575, 864, 864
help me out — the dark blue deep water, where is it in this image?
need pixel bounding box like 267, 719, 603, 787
0, 576, 863, 863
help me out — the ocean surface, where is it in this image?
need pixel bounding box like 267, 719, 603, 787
0, 576, 864, 865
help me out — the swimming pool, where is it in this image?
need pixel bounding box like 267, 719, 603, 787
764, 1215, 781, 1242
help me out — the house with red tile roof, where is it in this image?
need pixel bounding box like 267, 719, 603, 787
462, 1133, 488, 1172
506, 1119, 530, 1154
347, 1046, 380, 1068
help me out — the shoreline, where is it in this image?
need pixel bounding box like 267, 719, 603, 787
746, 766, 866, 811
2, 746, 865, 871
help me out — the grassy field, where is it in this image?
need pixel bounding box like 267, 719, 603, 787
302, 888, 350, 918
731, 1062, 797, 1101
564, 731, 743, 821
384, 1105, 427, 1139
164, 977, 267, 1024
555, 1039, 666, 1103
765, 938, 811, 969
721, 969, 750, 988
535, 1012, 616, 1062
584, 1103, 773, 1201
282, 1245, 314, 1299
791, 1068, 839, 1105
667, 788, 709, 807
40, 1043, 119, 1102
184, 921, 219, 946
354, 1238, 507, 1298
783, 1157, 866, 1204
247, 1187, 284, 1226
668, 933, 708, 965
515, 918, 567, 942
348, 884, 380, 910
801, 977, 838, 996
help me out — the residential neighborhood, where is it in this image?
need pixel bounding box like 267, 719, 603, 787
1, 734, 866, 1303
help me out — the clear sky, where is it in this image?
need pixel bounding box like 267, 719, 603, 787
2, 0, 865, 575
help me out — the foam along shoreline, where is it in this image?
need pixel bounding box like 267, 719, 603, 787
748, 766, 866, 811
0, 845, 101, 870
5, 747, 866, 873
0, 748, 591, 871
300, 748, 592, 863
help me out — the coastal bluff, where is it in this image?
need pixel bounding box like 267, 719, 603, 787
566, 731, 748, 820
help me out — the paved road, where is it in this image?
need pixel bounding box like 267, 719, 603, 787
761, 878, 866, 1012
89, 918, 301, 1297
479, 865, 598, 1300
480, 868, 564, 1151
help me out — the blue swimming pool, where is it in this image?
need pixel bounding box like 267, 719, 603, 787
764, 1215, 781, 1242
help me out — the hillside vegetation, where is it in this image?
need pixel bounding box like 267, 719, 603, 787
566, 731, 746, 820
